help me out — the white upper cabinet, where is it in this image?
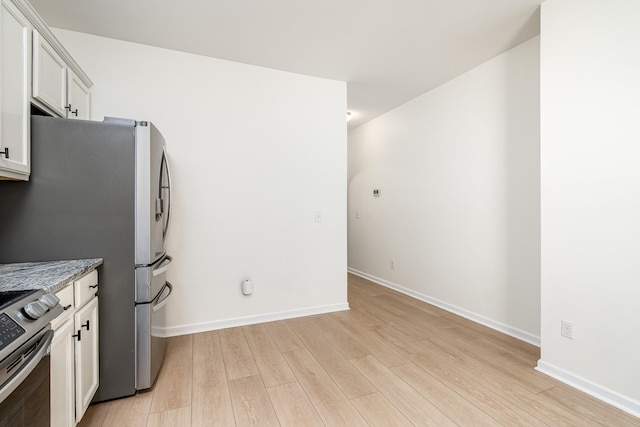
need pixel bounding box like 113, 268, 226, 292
0, 0, 93, 181
67, 68, 91, 120
33, 28, 67, 117
33, 29, 92, 120
0, 0, 31, 179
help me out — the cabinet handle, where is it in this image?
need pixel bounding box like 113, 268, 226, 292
0, 147, 8, 158
89, 284, 98, 289
72, 330, 82, 341
72, 109, 78, 116
81, 320, 90, 330
63, 304, 72, 311
64, 104, 72, 110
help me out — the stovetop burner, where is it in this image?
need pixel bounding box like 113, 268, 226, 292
0, 289, 38, 311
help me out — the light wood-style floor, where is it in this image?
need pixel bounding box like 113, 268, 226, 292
79, 274, 640, 426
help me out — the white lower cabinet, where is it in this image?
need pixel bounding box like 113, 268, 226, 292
51, 318, 75, 427
74, 296, 99, 421
51, 270, 99, 426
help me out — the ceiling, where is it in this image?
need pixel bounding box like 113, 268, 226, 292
29, 0, 542, 129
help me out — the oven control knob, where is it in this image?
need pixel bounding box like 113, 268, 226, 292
39, 293, 60, 309
24, 301, 48, 320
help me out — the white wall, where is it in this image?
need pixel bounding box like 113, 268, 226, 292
538, 0, 640, 414
348, 37, 540, 343
53, 29, 348, 334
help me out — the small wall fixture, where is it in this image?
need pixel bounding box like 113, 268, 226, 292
346, 112, 352, 122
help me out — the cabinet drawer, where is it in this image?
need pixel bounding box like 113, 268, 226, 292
75, 270, 98, 308
52, 285, 74, 329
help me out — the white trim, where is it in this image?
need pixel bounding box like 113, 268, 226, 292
536, 360, 640, 418
348, 267, 540, 347
153, 302, 349, 337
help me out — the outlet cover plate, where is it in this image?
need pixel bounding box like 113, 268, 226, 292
561, 320, 573, 339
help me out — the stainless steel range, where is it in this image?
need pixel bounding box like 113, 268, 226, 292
0, 289, 62, 426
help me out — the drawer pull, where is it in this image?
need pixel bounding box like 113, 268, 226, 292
89, 284, 98, 289
63, 304, 72, 311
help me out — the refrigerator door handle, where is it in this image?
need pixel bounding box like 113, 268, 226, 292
152, 255, 173, 277
162, 147, 172, 239
152, 282, 173, 312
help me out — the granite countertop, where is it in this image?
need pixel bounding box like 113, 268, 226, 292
0, 258, 103, 294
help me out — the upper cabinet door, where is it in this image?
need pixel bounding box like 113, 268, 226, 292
0, 0, 31, 178
33, 29, 67, 117
67, 68, 91, 120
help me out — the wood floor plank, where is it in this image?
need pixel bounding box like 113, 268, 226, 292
149, 335, 193, 414
381, 290, 450, 317
147, 406, 191, 427
77, 401, 111, 427
264, 320, 304, 352
369, 326, 425, 359
350, 392, 414, 427
286, 317, 377, 399
331, 303, 386, 328
219, 327, 259, 380
242, 324, 296, 387
478, 333, 540, 364
283, 348, 368, 426
392, 362, 503, 426
191, 331, 235, 427
267, 381, 324, 427
330, 313, 409, 367
407, 341, 547, 426
304, 313, 370, 359
422, 332, 555, 394
348, 274, 388, 296
351, 298, 431, 341
229, 375, 280, 427
538, 386, 640, 427
100, 390, 153, 427
351, 355, 457, 426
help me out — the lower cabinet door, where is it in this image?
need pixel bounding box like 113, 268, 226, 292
51, 318, 75, 427
74, 296, 99, 422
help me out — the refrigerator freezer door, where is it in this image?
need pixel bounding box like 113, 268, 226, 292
135, 279, 173, 390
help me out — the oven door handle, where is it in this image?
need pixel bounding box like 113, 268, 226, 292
152, 281, 173, 312
0, 329, 54, 405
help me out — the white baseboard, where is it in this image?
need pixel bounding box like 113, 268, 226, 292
536, 360, 640, 418
347, 267, 540, 347
153, 302, 350, 338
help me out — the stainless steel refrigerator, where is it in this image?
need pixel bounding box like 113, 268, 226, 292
0, 115, 174, 402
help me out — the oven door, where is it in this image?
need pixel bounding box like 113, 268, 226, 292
0, 328, 54, 426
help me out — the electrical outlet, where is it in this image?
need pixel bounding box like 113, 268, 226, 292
561, 320, 573, 339
390, 259, 396, 269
